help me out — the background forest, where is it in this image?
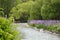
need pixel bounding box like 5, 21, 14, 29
0, 0, 60, 22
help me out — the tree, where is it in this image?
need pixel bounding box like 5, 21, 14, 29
41, 0, 60, 20
11, 1, 33, 22
0, 0, 22, 17
29, 0, 42, 20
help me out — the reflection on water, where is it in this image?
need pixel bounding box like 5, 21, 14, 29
16, 23, 60, 40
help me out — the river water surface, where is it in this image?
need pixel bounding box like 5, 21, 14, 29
16, 23, 60, 40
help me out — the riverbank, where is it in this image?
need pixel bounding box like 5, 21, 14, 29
28, 22, 60, 34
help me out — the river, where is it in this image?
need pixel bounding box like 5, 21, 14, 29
15, 23, 60, 40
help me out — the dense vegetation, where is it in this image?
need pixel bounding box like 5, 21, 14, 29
10, 0, 60, 21
0, 0, 60, 21
29, 22, 60, 33
0, 0, 23, 40
0, 17, 22, 40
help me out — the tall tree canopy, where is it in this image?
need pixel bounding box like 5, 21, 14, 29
0, 0, 60, 20
0, 0, 22, 17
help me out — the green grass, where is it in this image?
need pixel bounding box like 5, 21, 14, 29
30, 23, 60, 34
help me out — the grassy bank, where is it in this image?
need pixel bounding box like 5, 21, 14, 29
29, 23, 60, 34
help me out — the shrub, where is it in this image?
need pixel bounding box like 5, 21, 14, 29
46, 24, 60, 33
30, 24, 36, 27
0, 17, 21, 40
36, 24, 46, 29
56, 26, 60, 33
47, 25, 57, 32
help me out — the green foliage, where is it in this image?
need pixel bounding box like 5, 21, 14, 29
11, 0, 43, 21
0, 17, 21, 40
30, 24, 36, 27
0, 8, 4, 17
10, 0, 60, 21
29, 0, 42, 20
46, 24, 60, 33
0, 0, 60, 20
31, 23, 60, 33
41, 0, 60, 20
36, 24, 46, 29
0, 0, 22, 17
47, 25, 58, 32
11, 1, 34, 22
57, 27, 60, 32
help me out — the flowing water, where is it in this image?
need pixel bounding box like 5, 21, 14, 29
16, 23, 60, 40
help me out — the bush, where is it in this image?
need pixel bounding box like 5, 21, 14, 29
56, 26, 60, 33
36, 24, 46, 29
30, 24, 36, 27
46, 24, 60, 33
0, 17, 21, 40
47, 25, 58, 32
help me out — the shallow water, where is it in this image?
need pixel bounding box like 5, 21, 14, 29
16, 23, 60, 40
